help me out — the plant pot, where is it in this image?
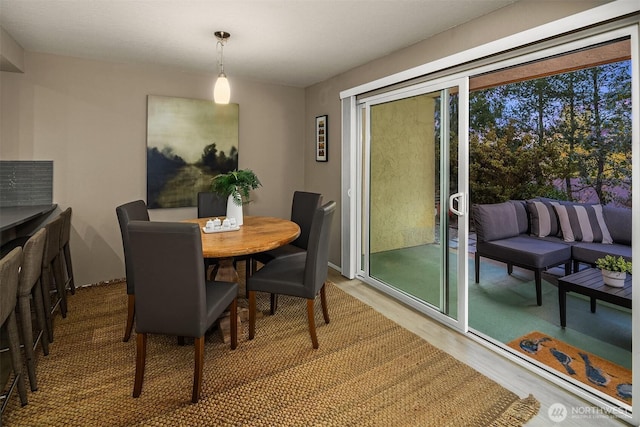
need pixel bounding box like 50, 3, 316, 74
601, 269, 626, 288
226, 193, 243, 226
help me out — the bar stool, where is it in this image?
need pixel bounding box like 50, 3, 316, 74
0, 247, 28, 410
16, 228, 49, 391
59, 207, 76, 295
41, 214, 67, 343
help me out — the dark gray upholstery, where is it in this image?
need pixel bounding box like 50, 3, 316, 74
473, 202, 520, 242
59, 207, 75, 294
197, 192, 227, 218
127, 221, 238, 403
473, 200, 631, 306
247, 201, 336, 349
115, 200, 149, 342
0, 247, 28, 408
41, 214, 67, 342
603, 206, 632, 246
473, 203, 572, 306
17, 228, 49, 391
253, 191, 322, 265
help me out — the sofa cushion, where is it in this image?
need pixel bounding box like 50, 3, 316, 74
603, 206, 631, 245
527, 200, 560, 237
476, 236, 571, 269
509, 200, 529, 234
553, 203, 612, 244
473, 202, 520, 243
572, 242, 631, 265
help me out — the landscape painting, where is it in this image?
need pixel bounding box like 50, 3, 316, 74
146, 95, 239, 208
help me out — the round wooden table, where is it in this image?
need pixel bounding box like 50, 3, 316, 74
184, 216, 300, 282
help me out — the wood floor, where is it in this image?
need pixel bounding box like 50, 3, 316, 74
327, 268, 632, 426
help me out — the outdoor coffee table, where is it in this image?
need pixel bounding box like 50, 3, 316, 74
558, 267, 631, 328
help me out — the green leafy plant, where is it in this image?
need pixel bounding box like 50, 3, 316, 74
211, 169, 261, 206
595, 255, 632, 274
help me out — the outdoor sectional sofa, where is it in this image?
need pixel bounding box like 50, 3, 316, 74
472, 199, 631, 306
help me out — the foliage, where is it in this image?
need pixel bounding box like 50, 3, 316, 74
595, 255, 632, 274
199, 143, 238, 175
210, 169, 261, 206
469, 59, 631, 206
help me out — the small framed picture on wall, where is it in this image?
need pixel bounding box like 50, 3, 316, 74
315, 115, 328, 162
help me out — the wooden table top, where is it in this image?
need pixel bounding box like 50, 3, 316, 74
184, 216, 300, 258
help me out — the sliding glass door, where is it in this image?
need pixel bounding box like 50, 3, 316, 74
357, 79, 468, 330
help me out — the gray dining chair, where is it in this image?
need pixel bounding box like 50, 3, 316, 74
252, 191, 322, 313
127, 221, 238, 403
248, 201, 336, 349
16, 228, 49, 391
197, 192, 227, 219
59, 207, 76, 295
41, 213, 67, 343
0, 247, 28, 409
116, 200, 150, 342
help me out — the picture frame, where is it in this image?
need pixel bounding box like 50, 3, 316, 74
315, 115, 328, 162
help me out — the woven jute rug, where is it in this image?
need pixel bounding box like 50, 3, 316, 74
508, 331, 632, 404
3, 278, 539, 426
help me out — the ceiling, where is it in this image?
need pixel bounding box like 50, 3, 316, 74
0, 0, 518, 88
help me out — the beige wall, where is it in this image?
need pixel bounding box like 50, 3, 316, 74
0, 52, 305, 286
304, 0, 610, 268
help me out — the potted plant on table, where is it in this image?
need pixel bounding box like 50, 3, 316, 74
595, 255, 632, 288
210, 169, 261, 226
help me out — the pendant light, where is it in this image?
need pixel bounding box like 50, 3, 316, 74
214, 31, 231, 104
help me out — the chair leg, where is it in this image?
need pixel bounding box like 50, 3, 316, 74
63, 244, 76, 294
123, 294, 135, 342
41, 267, 54, 343
7, 311, 28, 406
18, 295, 38, 391
192, 336, 204, 403
53, 255, 68, 318
248, 291, 256, 340
133, 333, 147, 398
306, 299, 319, 349
269, 294, 278, 315
535, 270, 542, 306
474, 252, 480, 283
32, 279, 49, 355
320, 284, 330, 324
230, 298, 237, 350
507, 263, 513, 275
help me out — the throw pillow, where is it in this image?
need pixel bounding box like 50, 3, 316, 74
472, 202, 520, 242
527, 200, 560, 237
553, 203, 613, 244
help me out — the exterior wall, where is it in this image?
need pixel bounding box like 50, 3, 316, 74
370, 95, 435, 253
0, 52, 305, 285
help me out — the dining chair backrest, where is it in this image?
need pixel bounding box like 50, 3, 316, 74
303, 201, 336, 296
127, 221, 209, 337
290, 191, 322, 250
116, 200, 150, 296
19, 228, 47, 297
0, 247, 21, 325
197, 192, 227, 218
43, 214, 64, 267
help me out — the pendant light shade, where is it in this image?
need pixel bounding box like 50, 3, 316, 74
214, 73, 230, 104
214, 31, 231, 104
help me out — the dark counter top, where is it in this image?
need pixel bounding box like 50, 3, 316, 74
0, 204, 58, 232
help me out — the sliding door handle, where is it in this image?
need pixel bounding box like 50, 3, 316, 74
449, 192, 465, 217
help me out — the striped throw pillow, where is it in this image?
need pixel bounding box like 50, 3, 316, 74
553, 203, 613, 243
527, 200, 561, 237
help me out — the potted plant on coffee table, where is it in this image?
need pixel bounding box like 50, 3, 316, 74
211, 169, 261, 226
595, 255, 632, 288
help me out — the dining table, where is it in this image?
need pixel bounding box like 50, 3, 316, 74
183, 215, 300, 283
